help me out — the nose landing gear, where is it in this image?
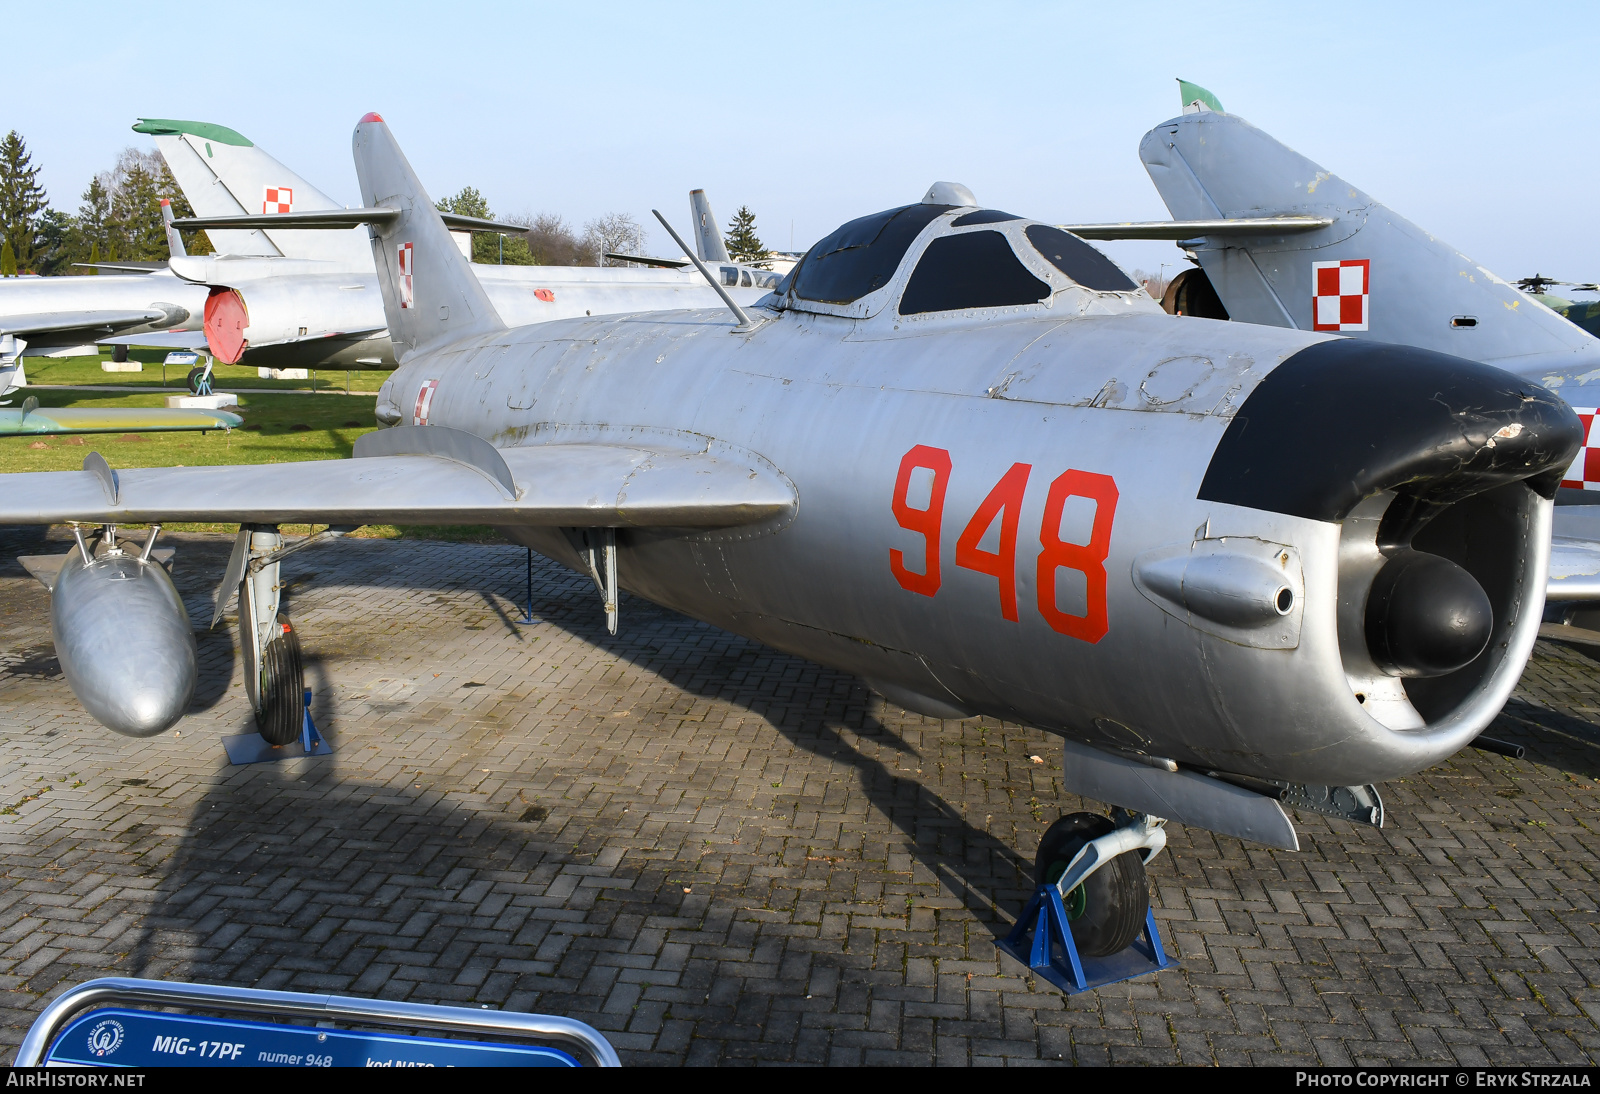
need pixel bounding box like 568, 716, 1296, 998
998, 810, 1172, 992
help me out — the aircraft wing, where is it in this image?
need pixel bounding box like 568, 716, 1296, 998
1549, 536, 1600, 600
96, 330, 210, 350
0, 426, 794, 528
0, 309, 169, 336
0, 405, 241, 437
1057, 217, 1334, 240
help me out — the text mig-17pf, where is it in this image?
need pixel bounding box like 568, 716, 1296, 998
1, 115, 1580, 961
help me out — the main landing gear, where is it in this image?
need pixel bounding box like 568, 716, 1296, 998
232, 529, 302, 745
998, 809, 1173, 992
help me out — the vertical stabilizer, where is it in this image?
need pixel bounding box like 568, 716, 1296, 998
1139, 109, 1600, 378
689, 190, 730, 263
136, 118, 369, 266
352, 114, 503, 358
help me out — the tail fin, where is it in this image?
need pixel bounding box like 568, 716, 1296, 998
136, 118, 367, 265
689, 189, 730, 262
159, 199, 186, 259
1138, 108, 1599, 377
352, 113, 503, 357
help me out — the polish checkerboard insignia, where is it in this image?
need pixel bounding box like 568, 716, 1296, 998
1312, 259, 1369, 332
262, 186, 293, 214
1561, 407, 1600, 491
413, 379, 439, 426
398, 242, 414, 309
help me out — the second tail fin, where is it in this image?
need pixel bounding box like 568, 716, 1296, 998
689, 190, 730, 263
352, 114, 504, 358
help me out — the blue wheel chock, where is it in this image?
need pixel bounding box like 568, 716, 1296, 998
995, 882, 1171, 993
221, 688, 333, 765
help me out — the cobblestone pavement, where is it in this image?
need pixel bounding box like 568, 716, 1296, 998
4, 527, 1600, 1066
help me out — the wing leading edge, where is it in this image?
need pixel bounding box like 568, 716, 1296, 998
0, 429, 795, 528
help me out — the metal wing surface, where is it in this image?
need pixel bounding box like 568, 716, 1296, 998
96, 330, 210, 350
0, 309, 168, 336
0, 406, 242, 436
0, 431, 794, 529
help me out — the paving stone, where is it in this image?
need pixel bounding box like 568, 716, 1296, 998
4, 527, 1600, 1064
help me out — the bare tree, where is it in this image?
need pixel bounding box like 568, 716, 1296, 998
509, 212, 593, 267
1131, 268, 1169, 301
581, 213, 645, 267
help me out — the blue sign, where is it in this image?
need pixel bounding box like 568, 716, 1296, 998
46, 1008, 581, 1068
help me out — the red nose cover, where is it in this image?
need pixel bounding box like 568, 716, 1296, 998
204, 287, 248, 363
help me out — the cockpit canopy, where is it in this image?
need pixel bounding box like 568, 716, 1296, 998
776, 188, 1143, 322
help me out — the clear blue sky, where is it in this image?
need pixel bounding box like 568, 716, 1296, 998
7, 1, 1597, 282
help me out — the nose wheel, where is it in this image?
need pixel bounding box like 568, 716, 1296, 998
999, 809, 1171, 992
1035, 812, 1150, 957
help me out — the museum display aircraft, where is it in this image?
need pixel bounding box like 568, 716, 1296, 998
4, 115, 1581, 959
140, 118, 777, 374
1058, 83, 1600, 604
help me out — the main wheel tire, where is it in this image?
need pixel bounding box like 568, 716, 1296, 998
1034, 812, 1150, 958
254, 614, 303, 746
187, 366, 211, 395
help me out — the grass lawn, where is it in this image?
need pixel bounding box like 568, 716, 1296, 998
4, 352, 498, 543
22, 345, 388, 393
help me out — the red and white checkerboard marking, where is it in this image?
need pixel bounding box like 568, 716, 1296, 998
398, 242, 413, 309
262, 186, 293, 214
1561, 407, 1600, 491
413, 379, 439, 426
1312, 259, 1369, 332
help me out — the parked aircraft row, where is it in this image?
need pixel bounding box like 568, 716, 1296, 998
4, 88, 1597, 966
0, 117, 776, 403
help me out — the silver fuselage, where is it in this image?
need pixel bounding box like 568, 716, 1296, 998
374, 303, 1545, 789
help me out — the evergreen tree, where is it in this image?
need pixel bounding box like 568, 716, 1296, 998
0, 131, 47, 271
436, 186, 534, 265
0, 240, 15, 276
87, 240, 100, 273
724, 205, 770, 268
109, 164, 169, 261
31, 209, 74, 274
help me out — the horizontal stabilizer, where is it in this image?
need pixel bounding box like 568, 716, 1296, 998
604, 252, 690, 269
0, 438, 795, 528
1058, 217, 1333, 240
0, 405, 241, 436
172, 208, 527, 235
0, 310, 168, 337
70, 262, 164, 274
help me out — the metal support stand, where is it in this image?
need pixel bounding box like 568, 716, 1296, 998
996, 886, 1171, 994
222, 687, 332, 765
514, 546, 537, 625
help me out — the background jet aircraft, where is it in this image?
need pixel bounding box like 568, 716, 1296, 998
0, 114, 1578, 961
1059, 84, 1600, 604
142, 118, 778, 373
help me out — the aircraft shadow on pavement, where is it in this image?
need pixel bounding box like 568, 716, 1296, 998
503, 550, 1037, 934
1488, 693, 1600, 781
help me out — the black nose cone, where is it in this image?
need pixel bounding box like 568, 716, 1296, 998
1364, 549, 1493, 677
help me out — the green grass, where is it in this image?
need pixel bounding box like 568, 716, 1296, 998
4, 353, 499, 543
23, 346, 388, 393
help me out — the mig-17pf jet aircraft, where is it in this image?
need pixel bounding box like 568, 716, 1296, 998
1, 115, 1581, 960
139, 118, 777, 374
